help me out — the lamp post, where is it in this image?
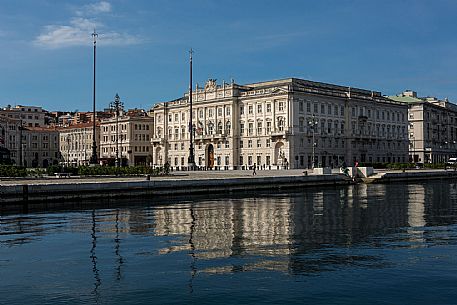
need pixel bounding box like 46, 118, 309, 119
308, 115, 318, 169
187, 49, 196, 170
109, 93, 124, 168
410, 136, 415, 163
90, 30, 98, 165
66, 135, 71, 167
18, 119, 23, 167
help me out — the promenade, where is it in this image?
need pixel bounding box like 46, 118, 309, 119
2, 168, 457, 208
0, 169, 351, 207
0, 169, 314, 185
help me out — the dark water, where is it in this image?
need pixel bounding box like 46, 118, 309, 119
1, 182, 457, 304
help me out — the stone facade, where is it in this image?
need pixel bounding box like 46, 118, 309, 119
390, 90, 457, 163
151, 78, 409, 170
99, 110, 154, 166
59, 123, 100, 166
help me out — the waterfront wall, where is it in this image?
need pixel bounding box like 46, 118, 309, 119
0, 174, 351, 206
364, 170, 457, 183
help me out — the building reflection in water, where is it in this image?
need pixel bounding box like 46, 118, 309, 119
151, 183, 445, 275
2, 181, 457, 280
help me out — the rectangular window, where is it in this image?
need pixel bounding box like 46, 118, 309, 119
248, 123, 253, 135
257, 122, 262, 135
240, 106, 244, 115
257, 104, 262, 113
266, 139, 271, 147
266, 156, 270, 166
248, 140, 253, 148
266, 104, 272, 113
279, 102, 284, 111
240, 140, 244, 148
257, 139, 261, 148
248, 105, 253, 114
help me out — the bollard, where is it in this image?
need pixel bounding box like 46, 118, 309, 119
22, 185, 29, 213
303, 171, 308, 176
146, 174, 150, 181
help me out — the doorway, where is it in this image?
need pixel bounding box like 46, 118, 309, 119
206, 144, 214, 169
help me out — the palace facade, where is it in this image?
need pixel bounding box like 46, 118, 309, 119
150, 78, 409, 170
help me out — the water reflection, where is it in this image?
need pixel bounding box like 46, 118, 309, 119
90, 209, 101, 304
1, 182, 457, 280
149, 183, 457, 275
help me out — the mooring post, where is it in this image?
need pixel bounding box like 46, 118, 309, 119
22, 184, 29, 212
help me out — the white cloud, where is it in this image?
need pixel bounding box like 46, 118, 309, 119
76, 1, 112, 16
34, 2, 144, 49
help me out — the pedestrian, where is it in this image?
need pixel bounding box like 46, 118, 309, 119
253, 163, 257, 175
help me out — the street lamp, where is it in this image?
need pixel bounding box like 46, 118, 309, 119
410, 136, 415, 163
109, 93, 124, 168
308, 115, 318, 169
66, 134, 71, 167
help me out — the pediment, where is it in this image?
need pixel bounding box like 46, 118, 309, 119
270, 87, 289, 94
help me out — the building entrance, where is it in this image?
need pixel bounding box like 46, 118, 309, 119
206, 144, 214, 169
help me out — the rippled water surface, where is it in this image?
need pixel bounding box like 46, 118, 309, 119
1, 181, 457, 304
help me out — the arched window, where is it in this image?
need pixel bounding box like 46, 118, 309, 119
181, 125, 186, 139
217, 121, 223, 134
257, 120, 263, 135
225, 121, 231, 135
278, 117, 285, 131
208, 121, 214, 135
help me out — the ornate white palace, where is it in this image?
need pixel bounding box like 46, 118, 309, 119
150, 78, 409, 170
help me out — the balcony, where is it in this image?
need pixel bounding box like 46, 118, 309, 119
270, 129, 292, 139
151, 137, 165, 144
358, 115, 368, 123
195, 133, 227, 141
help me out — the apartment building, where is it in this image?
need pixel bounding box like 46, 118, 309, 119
0, 105, 47, 127
390, 90, 457, 163
59, 122, 100, 166
99, 109, 154, 166
20, 127, 60, 167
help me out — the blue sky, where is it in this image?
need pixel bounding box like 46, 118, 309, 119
1, 0, 457, 111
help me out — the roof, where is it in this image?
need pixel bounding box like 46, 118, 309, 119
23, 126, 59, 132
58, 122, 100, 130
388, 95, 424, 103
